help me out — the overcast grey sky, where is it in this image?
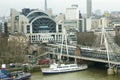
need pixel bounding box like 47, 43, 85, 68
0, 0, 120, 17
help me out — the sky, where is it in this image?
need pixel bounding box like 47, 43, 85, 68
0, 0, 120, 17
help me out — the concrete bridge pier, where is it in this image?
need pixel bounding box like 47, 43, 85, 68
114, 67, 118, 74
107, 68, 114, 75
107, 67, 118, 75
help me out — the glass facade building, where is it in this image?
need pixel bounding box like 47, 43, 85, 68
32, 17, 56, 33
25, 10, 62, 43
26, 10, 56, 34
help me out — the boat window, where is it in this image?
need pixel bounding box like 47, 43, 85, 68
70, 65, 77, 67
57, 66, 69, 68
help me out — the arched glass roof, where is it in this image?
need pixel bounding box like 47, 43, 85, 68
31, 16, 56, 33
27, 10, 49, 23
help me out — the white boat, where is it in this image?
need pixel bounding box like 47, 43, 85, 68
41, 63, 88, 74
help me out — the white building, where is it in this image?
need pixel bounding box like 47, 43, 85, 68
86, 18, 92, 31
66, 5, 79, 20
98, 17, 109, 28
64, 20, 79, 30
11, 8, 20, 33
10, 9, 77, 45
25, 10, 64, 44
10, 8, 29, 33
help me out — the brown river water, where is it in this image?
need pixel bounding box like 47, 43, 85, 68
31, 68, 120, 80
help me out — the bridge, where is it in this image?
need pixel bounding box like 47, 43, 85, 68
38, 27, 120, 74
39, 46, 120, 65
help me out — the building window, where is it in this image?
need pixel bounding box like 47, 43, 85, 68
58, 24, 62, 32
32, 18, 56, 33
21, 21, 24, 32
79, 20, 82, 32
38, 26, 49, 33
27, 25, 30, 33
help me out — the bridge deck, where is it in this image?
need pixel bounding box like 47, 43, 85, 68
38, 51, 120, 65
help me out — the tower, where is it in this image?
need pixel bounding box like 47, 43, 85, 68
87, 0, 92, 18
45, 0, 47, 11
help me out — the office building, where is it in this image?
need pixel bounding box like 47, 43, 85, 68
44, 0, 47, 11
10, 9, 20, 33
10, 9, 29, 33
87, 0, 92, 18
66, 5, 79, 20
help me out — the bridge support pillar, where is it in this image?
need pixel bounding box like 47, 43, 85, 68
107, 68, 114, 75
113, 67, 118, 74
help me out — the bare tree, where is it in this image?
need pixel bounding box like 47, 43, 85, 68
7, 33, 29, 63
77, 32, 97, 46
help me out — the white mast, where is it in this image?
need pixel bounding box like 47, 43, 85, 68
101, 26, 111, 68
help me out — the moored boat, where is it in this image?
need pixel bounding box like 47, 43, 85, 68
41, 63, 88, 74
0, 71, 31, 80
0, 64, 31, 80
9, 71, 31, 80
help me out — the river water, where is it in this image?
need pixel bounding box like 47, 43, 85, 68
31, 68, 120, 80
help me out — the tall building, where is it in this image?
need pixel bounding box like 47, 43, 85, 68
10, 9, 29, 33
45, 0, 47, 11
66, 4, 79, 20
87, 0, 92, 18
10, 8, 20, 33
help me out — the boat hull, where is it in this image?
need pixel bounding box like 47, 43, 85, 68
42, 68, 87, 74
2, 72, 31, 80
15, 73, 31, 80
42, 64, 88, 74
